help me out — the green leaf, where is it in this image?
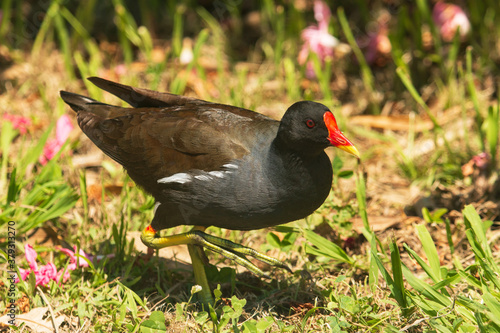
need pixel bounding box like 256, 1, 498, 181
463, 205, 498, 274
140, 312, 167, 332
126, 289, 138, 317
416, 224, 442, 280
305, 230, 355, 265
1, 121, 17, 188
402, 264, 450, 308
482, 291, 500, 326
340, 296, 359, 314
432, 208, 448, 222
175, 303, 184, 321
266, 232, 281, 249
368, 236, 379, 292
242, 320, 257, 333
255, 316, 274, 332
355, 169, 371, 235
389, 240, 408, 313
194, 311, 208, 325
338, 170, 354, 179
485, 105, 499, 168
371, 251, 396, 296
213, 284, 222, 300
422, 207, 432, 223
18, 123, 54, 176
463, 205, 487, 246
332, 155, 343, 174
230, 295, 246, 319
457, 270, 482, 289
404, 243, 439, 283
6, 168, 19, 205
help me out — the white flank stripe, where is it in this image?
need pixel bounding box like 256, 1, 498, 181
223, 163, 238, 169
157, 173, 192, 184
194, 175, 212, 181
208, 171, 225, 178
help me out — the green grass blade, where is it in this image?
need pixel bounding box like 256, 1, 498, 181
466, 47, 485, 151
53, 5, 74, 78
0, 0, 13, 43
404, 243, 438, 282
0, 121, 17, 188
172, 4, 185, 57
6, 168, 19, 205
355, 168, 370, 234
337, 7, 378, 113
32, 0, 58, 57
415, 224, 442, 281
444, 218, 455, 255
18, 123, 54, 177
402, 264, 450, 308
463, 205, 493, 260
371, 249, 412, 313
369, 236, 379, 292
485, 104, 499, 169
305, 230, 355, 265
389, 240, 409, 314
396, 67, 439, 128
482, 291, 500, 326
432, 273, 461, 290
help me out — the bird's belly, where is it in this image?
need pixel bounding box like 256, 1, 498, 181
162, 172, 330, 230
154, 152, 333, 231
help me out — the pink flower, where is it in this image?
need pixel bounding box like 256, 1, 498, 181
461, 152, 490, 177
432, 2, 470, 42
18, 268, 31, 282
472, 152, 490, 170
114, 64, 127, 77
39, 114, 74, 165
35, 263, 58, 286
59, 246, 90, 269
298, 0, 339, 78
15, 243, 89, 286
358, 17, 392, 66
24, 243, 38, 271
313, 0, 330, 32
15, 244, 58, 287
57, 268, 72, 283
3, 114, 31, 134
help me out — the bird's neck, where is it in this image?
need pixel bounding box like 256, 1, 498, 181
271, 136, 326, 158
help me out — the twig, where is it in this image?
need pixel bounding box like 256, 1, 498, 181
37, 286, 60, 333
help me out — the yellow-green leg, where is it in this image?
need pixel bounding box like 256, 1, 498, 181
140, 224, 292, 304
187, 244, 213, 305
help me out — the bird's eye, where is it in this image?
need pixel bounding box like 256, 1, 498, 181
305, 119, 316, 128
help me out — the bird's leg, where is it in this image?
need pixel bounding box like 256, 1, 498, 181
140, 224, 292, 281
187, 243, 213, 306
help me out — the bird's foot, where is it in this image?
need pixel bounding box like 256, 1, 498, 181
141, 225, 292, 277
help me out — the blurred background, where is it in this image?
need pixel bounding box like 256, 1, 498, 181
1, 0, 499, 331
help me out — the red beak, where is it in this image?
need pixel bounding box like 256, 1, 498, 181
323, 112, 360, 158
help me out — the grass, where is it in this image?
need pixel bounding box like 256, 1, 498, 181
0, 1, 499, 332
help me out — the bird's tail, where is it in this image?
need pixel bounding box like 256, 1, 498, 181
59, 91, 107, 113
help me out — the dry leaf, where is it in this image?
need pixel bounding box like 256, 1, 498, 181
0, 306, 66, 333
351, 115, 434, 132
351, 215, 401, 233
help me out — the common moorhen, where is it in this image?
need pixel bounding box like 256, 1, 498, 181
60, 77, 359, 304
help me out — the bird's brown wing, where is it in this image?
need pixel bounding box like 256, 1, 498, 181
88, 76, 209, 108
61, 91, 275, 199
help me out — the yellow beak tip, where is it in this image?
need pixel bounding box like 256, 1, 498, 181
338, 145, 360, 158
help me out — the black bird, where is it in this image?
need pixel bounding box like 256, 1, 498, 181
60, 77, 359, 304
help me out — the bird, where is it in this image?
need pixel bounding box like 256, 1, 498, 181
60, 77, 359, 304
